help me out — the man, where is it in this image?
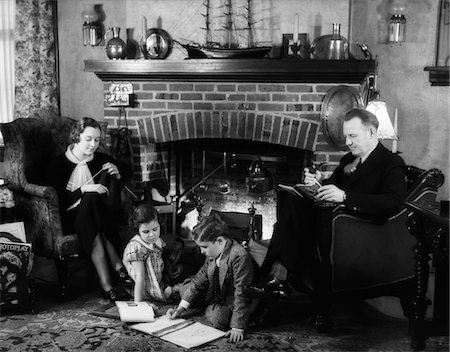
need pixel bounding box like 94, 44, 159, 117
245, 108, 407, 330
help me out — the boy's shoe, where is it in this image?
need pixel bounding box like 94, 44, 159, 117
244, 277, 292, 298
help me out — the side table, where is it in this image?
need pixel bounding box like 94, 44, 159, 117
405, 198, 449, 350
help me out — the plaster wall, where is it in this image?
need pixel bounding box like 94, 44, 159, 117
58, 0, 449, 199
350, 0, 449, 199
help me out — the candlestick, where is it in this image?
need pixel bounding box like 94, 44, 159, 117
392, 108, 398, 153
142, 16, 147, 43
293, 14, 299, 43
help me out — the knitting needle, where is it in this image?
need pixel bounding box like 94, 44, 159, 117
81, 168, 138, 199
82, 169, 104, 187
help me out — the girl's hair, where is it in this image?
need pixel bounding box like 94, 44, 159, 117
132, 202, 159, 232
192, 213, 229, 242
70, 117, 101, 143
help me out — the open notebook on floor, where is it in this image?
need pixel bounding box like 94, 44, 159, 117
130, 315, 226, 349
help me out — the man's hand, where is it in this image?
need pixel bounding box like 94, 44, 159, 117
166, 306, 185, 320
317, 185, 345, 203
303, 167, 322, 185
225, 329, 244, 343
102, 162, 121, 180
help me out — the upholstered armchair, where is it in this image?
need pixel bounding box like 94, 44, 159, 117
317, 167, 445, 313
0, 114, 133, 297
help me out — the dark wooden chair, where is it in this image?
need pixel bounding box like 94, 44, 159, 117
0, 113, 133, 297
313, 167, 445, 316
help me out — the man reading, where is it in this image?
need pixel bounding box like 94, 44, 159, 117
245, 108, 407, 331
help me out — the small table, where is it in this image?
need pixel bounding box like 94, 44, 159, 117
405, 199, 449, 350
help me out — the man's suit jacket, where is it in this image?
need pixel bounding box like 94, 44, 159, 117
327, 142, 407, 221
182, 239, 255, 330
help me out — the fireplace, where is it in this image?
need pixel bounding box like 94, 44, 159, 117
172, 138, 310, 239
85, 59, 375, 239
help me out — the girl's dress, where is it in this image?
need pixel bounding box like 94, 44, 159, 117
122, 235, 168, 301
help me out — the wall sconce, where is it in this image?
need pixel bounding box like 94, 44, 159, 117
81, 5, 102, 46
388, 7, 406, 43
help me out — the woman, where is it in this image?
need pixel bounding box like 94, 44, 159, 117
47, 117, 132, 302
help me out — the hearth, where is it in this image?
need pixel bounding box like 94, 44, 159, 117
172, 138, 310, 239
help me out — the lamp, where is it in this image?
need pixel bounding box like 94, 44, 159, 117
81, 5, 102, 46
366, 94, 398, 153
388, 6, 406, 43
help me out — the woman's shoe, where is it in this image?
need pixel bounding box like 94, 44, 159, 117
116, 267, 133, 286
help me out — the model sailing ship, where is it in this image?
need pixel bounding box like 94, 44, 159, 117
182, 0, 272, 59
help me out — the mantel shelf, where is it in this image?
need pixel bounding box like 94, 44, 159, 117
424, 66, 450, 86
84, 59, 376, 83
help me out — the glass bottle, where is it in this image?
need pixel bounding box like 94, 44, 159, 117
327, 23, 349, 60
105, 27, 127, 60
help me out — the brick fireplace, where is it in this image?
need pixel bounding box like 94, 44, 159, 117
86, 59, 375, 238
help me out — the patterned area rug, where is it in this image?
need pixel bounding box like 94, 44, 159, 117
0, 289, 448, 352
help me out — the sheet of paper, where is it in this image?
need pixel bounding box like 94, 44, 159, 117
131, 315, 186, 334
131, 315, 226, 349
160, 321, 226, 349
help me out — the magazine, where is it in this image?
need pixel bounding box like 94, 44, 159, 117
0, 241, 33, 306
115, 301, 155, 322
131, 315, 226, 349
277, 182, 335, 207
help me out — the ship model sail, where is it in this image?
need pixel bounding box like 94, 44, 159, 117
182, 0, 272, 59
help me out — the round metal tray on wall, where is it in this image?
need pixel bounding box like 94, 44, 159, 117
321, 85, 364, 150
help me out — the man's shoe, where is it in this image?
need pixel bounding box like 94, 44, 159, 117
312, 313, 334, 333
244, 278, 292, 298
116, 267, 133, 286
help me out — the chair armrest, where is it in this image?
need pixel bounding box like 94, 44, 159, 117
330, 208, 416, 292
12, 186, 65, 256
23, 184, 57, 200
8, 183, 57, 201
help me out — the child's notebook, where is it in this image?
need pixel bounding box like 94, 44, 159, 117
131, 315, 226, 349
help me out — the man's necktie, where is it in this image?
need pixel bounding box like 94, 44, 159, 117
343, 157, 361, 175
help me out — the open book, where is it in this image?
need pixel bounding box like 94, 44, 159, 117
277, 182, 335, 207
131, 315, 226, 349
115, 301, 155, 322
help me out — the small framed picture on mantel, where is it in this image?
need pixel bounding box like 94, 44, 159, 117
281, 33, 310, 59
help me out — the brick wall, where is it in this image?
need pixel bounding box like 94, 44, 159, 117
104, 81, 360, 190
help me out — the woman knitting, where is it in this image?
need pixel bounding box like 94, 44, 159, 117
46, 117, 132, 302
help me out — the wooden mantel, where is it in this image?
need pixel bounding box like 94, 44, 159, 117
84, 59, 376, 83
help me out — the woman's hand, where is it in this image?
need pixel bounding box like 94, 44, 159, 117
102, 162, 121, 180
81, 184, 109, 194
317, 184, 345, 203
225, 329, 244, 343
303, 167, 322, 185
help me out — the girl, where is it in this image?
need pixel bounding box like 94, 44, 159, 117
46, 117, 132, 302
123, 203, 182, 302
167, 214, 256, 343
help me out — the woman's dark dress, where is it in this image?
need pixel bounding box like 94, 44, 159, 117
46, 151, 124, 255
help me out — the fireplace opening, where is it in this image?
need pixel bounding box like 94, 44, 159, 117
171, 139, 311, 239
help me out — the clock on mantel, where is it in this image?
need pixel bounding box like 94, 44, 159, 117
84, 59, 376, 83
